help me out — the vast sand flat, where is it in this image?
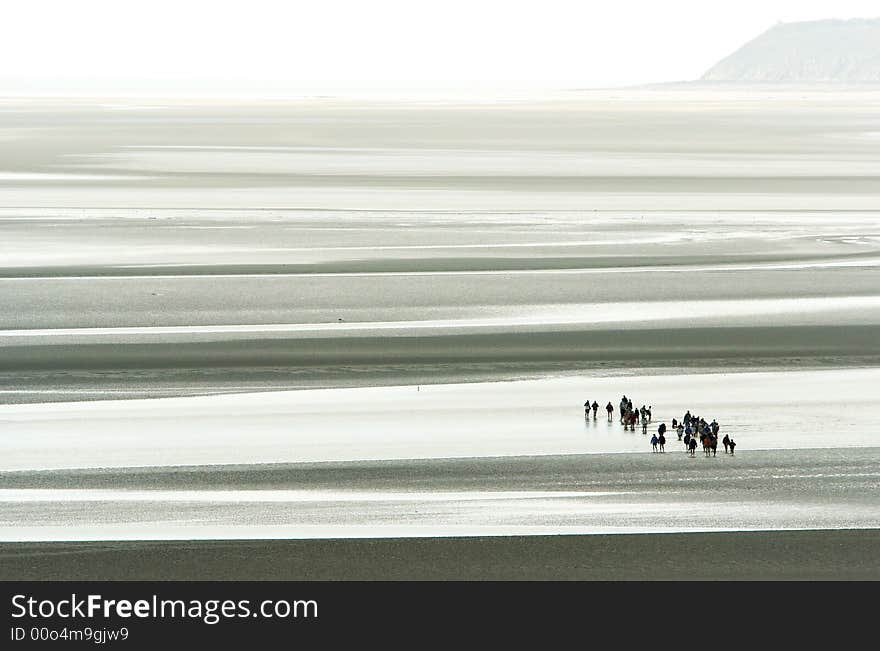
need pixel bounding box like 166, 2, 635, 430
2, 530, 877, 580
2, 90, 880, 211
1, 369, 879, 472
1, 448, 877, 542
1, 92, 878, 578
1, 93, 879, 402
1, 448, 877, 580
0, 210, 878, 402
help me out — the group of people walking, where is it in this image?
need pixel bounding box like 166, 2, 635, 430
673, 410, 736, 457
583, 397, 738, 458
584, 395, 651, 430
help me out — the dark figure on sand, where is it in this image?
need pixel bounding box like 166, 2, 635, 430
606, 402, 614, 421
722, 434, 730, 454
592, 401, 599, 419
651, 434, 658, 452
688, 437, 697, 457
658, 433, 665, 452
729, 438, 736, 455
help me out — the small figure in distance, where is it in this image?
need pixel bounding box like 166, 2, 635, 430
592, 400, 599, 420
584, 400, 591, 417
647, 405, 652, 423
642, 419, 648, 435
658, 432, 666, 452
728, 438, 736, 455
722, 434, 730, 454
651, 434, 658, 452
606, 402, 614, 422
688, 436, 698, 457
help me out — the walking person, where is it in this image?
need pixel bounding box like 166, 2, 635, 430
592, 401, 599, 419
658, 433, 666, 452
722, 434, 730, 454
606, 402, 614, 422
728, 438, 736, 455
688, 437, 697, 457
651, 434, 658, 452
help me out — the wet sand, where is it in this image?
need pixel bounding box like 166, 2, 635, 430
1, 448, 877, 542
3, 448, 877, 579
2, 90, 880, 211
1, 92, 879, 579
1, 94, 879, 409
2, 529, 877, 580
1, 95, 879, 405
2, 369, 879, 471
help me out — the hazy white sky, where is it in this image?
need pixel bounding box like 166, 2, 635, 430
1, 0, 877, 93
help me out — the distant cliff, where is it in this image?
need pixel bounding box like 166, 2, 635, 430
701, 18, 880, 83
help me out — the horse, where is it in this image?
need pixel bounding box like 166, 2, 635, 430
702, 436, 712, 457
